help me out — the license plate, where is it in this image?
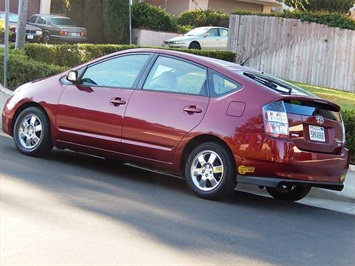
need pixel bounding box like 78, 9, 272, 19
309, 125, 325, 142
70, 33, 79, 37
27, 34, 34, 39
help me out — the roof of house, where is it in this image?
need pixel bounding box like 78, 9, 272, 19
238, 0, 282, 7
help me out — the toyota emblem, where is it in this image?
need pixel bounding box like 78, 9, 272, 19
316, 115, 324, 124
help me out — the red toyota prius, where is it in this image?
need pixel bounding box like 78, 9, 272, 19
2, 48, 349, 201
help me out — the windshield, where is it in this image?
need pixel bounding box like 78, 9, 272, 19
185, 27, 208, 36
50, 17, 76, 26
0, 13, 18, 23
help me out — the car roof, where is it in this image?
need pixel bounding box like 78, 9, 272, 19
112, 48, 249, 75
193, 26, 228, 30
31, 14, 71, 19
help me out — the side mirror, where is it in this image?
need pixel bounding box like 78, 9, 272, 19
203, 33, 210, 37
67, 70, 78, 83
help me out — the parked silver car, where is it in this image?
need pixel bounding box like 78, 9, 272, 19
27, 14, 88, 43
163, 26, 229, 50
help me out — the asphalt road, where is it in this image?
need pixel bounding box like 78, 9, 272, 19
1, 88, 355, 265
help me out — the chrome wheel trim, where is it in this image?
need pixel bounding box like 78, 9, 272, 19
17, 114, 43, 150
190, 150, 224, 192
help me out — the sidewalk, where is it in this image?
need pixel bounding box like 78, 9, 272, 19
1, 85, 354, 214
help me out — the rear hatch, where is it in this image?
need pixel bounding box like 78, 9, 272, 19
242, 71, 345, 154
285, 99, 344, 154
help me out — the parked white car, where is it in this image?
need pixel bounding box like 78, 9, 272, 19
163, 26, 229, 50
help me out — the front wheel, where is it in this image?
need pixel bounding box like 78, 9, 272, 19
188, 42, 201, 49
266, 184, 311, 202
13, 107, 53, 157
185, 142, 236, 200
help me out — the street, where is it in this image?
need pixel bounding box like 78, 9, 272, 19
1, 88, 355, 265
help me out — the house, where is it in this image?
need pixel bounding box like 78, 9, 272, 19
0, 0, 50, 16
139, 0, 282, 16
1, 0, 281, 17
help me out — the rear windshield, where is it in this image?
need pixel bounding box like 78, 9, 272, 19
50, 17, 76, 26
285, 100, 340, 121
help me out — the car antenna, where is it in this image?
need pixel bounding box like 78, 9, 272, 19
240, 37, 269, 66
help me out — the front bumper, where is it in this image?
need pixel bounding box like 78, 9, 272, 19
162, 43, 189, 49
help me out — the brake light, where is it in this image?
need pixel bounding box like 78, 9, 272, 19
263, 101, 289, 139
81, 32, 87, 37
341, 114, 346, 145
59, 30, 68, 36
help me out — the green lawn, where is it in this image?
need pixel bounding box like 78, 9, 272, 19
293, 82, 355, 111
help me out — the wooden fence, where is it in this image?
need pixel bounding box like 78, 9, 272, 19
228, 15, 355, 93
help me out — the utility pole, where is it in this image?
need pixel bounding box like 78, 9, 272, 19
129, 0, 132, 45
3, 0, 9, 88
15, 0, 29, 49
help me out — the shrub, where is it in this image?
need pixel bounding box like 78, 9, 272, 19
103, 0, 129, 44
343, 109, 355, 164
177, 9, 230, 28
285, 0, 354, 13
0, 49, 65, 90
232, 10, 355, 30
83, 0, 105, 43
132, 2, 178, 32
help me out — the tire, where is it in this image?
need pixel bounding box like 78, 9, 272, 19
43, 33, 50, 44
13, 107, 53, 157
185, 142, 236, 200
188, 42, 201, 50
266, 184, 311, 202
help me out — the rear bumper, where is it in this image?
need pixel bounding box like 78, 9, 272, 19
233, 135, 349, 190
51, 35, 88, 43
237, 175, 344, 191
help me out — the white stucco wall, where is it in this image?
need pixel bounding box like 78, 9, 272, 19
39, 0, 51, 14
133, 29, 180, 47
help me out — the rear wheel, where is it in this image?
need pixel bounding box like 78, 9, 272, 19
266, 184, 311, 202
185, 142, 236, 200
43, 33, 50, 43
13, 107, 52, 157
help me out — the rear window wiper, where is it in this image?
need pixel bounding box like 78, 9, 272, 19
244, 72, 292, 95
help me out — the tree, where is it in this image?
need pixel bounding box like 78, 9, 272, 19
285, 0, 354, 13
103, 0, 129, 44
84, 0, 105, 43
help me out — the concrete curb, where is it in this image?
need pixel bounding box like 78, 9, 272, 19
0, 86, 13, 96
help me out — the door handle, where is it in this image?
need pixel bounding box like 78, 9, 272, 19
110, 97, 126, 107
184, 105, 202, 114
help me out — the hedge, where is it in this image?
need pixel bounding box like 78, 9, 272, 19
0, 49, 65, 90
343, 110, 355, 164
23, 43, 236, 68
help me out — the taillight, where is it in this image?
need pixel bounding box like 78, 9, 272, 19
262, 101, 289, 139
59, 30, 68, 36
81, 32, 87, 37
341, 114, 346, 145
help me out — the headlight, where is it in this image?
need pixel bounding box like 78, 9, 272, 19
173, 41, 185, 44
36, 31, 42, 35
